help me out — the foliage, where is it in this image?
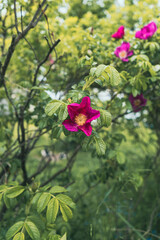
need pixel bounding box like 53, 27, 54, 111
0, 0, 160, 239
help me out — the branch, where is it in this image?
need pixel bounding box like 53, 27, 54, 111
41, 145, 81, 187
13, 0, 19, 34
23, 39, 61, 110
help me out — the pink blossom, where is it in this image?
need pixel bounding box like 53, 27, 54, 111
114, 42, 134, 62
49, 54, 54, 65
62, 96, 100, 136
135, 22, 157, 40
112, 26, 125, 39
129, 94, 147, 112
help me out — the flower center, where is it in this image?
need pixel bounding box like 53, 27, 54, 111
119, 50, 127, 59
134, 99, 141, 106
75, 113, 87, 126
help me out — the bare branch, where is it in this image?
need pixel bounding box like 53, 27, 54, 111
14, 0, 19, 34
41, 145, 81, 187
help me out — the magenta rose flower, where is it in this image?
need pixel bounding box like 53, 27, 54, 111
129, 94, 147, 112
114, 42, 134, 62
135, 22, 157, 40
62, 96, 100, 136
112, 26, 125, 39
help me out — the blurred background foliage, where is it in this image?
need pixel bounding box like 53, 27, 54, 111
0, 0, 160, 239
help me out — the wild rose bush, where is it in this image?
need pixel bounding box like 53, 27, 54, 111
0, 0, 160, 239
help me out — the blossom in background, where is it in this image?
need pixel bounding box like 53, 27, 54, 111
112, 26, 125, 39
129, 94, 147, 112
49, 54, 54, 65
135, 22, 157, 40
62, 96, 100, 136
114, 42, 133, 62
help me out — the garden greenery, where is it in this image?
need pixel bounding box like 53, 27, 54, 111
0, 0, 160, 239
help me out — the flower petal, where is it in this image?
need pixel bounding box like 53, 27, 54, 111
62, 119, 78, 132
127, 50, 134, 57
67, 103, 80, 121
78, 123, 92, 136
121, 58, 129, 62
135, 30, 142, 38
80, 96, 91, 109
129, 94, 134, 104
86, 109, 100, 123
121, 42, 130, 51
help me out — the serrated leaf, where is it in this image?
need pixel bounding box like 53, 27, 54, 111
94, 136, 106, 156
37, 192, 51, 213
58, 104, 68, 121
27, 215, 45, 231
90, 67, 97, 76
6, 221, 24, 240
24, 221, 40, 240
6, 186, 25, 198
83, 76, 95, 90
59, 202, 73, 222
95, 64, 107, 77
31, 192, 42, 205
45, 100, 63, 116
50, 186, 67, 194
106, 66, 121, 86
60, 233, 67, 240
3, 192, 11, 208
81, 136, 93, 151
117, 152, 126, 164
56, 194, 75, 209
0, 185, 8, 192
13, 232, 25, 240
47, 198, 59, 223
99, 110, 112, 127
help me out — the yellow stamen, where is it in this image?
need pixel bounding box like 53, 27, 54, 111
75, 114, 87, 126
134, 99, 141, 106
119, 50, 127, 59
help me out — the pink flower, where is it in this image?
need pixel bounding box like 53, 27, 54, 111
129, 94, 147, 112
135, 22, 157, 40
114, 42, 134, 62
112, 26, 125, 39
62, 96, 100, 136
49, 54, 54, 65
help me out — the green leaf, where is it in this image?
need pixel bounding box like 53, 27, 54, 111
94, 135, 106, 156
117, 152, 126, 164
45, 100, 63, 116
6, 186, 25, 198
58, 104, 68, 121
50, 186, 67, 194
47, 198, 59, 223
132, 88, 138, 97
31, 192, 42, 205
99, 109, 112, 127
27, 215, 45, 231
60, 233, 67, 240
13, 232, 25, 240
37, 192, 51, 213
56, 194, 75, 209
106, 66, 121, 86
6, 221, 24, 240
90, 67, 97, 76
0, 185, 8, 192
24, 221, 40, 240
59, 202, 73, 222
83, 76, 95, 90
95, 64, 107, 77
3, 192, 11, 208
